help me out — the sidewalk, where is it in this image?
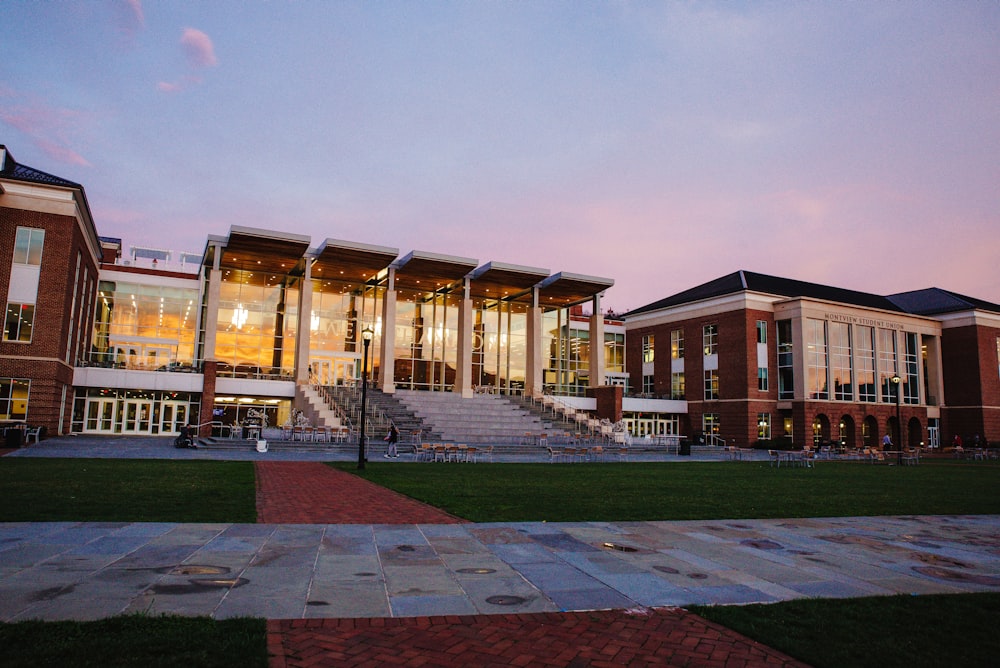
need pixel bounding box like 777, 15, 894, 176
4, 437, 1000, 666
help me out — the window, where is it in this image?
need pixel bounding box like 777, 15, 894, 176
997, 337, 1000, 380
878, 328, 898, 402
856, 325, 876, 402
757, 413, 771, 440
3, 303, 34, 342
642, 374, 655, 394
903, 332, 919, 405
777, 320, 794, 400
703, 413, 720, 440
704, 369, 719, 400
830, 321, 853, 401
702, 324, 717, 356
670, 329, 684, 359
758, 367, 768, 391
0, 378, 29, 420
642, 334, 654, 363
671, 372, 685, 400
13, 227, 45, 266
756, 320, 767, 344
806, 318, 828, 399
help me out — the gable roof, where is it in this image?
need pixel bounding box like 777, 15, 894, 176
625, 270, 904, 317
888, 288, 1000, 316
0, 145, 82, 188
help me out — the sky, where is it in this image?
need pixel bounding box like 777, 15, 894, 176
2, 1, 999, 314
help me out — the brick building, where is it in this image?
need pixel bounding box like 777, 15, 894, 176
624, 271, 1000, 449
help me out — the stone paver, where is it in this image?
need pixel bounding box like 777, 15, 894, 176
5, 437, 1000, 667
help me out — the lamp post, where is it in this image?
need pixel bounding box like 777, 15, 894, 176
357, 326, 374, 470
891, 374, 902, 465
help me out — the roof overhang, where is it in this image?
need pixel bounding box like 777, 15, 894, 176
469, 261, 551, 301
208, 226, 312, 286
312, 238, 399, 286
392, 250, 479, 293
537, 271, 614, 309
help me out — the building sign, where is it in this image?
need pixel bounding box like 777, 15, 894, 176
825, 313, 904, 330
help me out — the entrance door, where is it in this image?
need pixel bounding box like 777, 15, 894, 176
123, 400, 154, 434
160, 402, 188, 435
85, 399, 118, 433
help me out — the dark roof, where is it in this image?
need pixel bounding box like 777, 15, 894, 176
888, 288, 1000, 316
0, 145, 82, 188
625, 270, 905, 317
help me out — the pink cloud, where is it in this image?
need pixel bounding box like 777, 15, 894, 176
114, 0, 144, 37
0, 89, 91, 166
181, 28, 218, 68
156, 75, 202, 93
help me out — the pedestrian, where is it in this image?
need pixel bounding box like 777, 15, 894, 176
881, 433, 892, 449
384, 423, 399, 458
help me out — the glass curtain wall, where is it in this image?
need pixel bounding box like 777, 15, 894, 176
90, 280, 199, 369
542, 308, 590, 396
395, 288, 458, 391
215, 277, 297, 379
309, 281, 382, 385
472, 298, 527, 393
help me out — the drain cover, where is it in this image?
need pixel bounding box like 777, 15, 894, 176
486, 595, 526, 606
602, 542, 638, 552
160, 565, 230, 576
456, 568, 497, 574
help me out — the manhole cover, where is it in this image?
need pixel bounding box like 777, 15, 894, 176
396, 545, 416, 552
159, 565, 230, 576
486, 595, 526, 606
197, 577, 248, 588
602, 542, 638, 552
653, 566, 679, 574
456, 568, 497, 574
740, 539, 783, 550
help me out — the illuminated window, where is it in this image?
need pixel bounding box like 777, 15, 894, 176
671, 372, 685, 400
0, 378, 29, 420
671, 329, 684, 359
704, 369, 719, 400
642, 334, 654, 363
3, 303, 34, 342
757, 413, 771, 440
703, 324, 717, 356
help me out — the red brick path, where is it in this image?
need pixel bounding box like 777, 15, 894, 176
256, 461, 809, 668
267, 608, 809, 668
255, 462, 468, 524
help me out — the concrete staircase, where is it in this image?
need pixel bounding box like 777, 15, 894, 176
391, 390, 566, 445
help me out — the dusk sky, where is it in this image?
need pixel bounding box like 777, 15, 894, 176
3, 1, 998, 313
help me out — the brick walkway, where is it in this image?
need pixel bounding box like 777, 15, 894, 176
256, 461, 810, 668
267, 608, 808, 668
255, 461, 468, 524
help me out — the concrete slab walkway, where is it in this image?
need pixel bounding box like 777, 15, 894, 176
4, 437, 1000, 667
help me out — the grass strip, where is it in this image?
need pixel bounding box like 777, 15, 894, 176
690, 592, 1000, 668
0, 459, 256, 523
332, 460, 1000, 522
0, 615, 266, 668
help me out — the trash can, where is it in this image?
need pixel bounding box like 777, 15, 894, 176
679, 439, 691, 456
255, 439, 268, 453
4, 428, 23, 449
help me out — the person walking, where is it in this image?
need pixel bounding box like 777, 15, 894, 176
384, 423, 399, 458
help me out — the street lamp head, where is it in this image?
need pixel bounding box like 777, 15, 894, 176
890, 375, 901, 385
361, 326, 374, 342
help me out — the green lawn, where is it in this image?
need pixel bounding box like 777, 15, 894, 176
1, 457, 998, 667
0, 458, 256, 523
332, 459, 1000, 522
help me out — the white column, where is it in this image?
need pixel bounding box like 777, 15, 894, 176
589, 294, 606, 387
525, 287, 543, 397
454, 278, 474, 397
294, 261, 313, 383
202, 259, 222, 363
378, 267, 397, 393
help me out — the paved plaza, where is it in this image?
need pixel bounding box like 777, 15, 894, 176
3, 437, 999, 666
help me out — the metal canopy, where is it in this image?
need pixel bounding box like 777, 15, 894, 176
392, 250, 479, 293
214, 226, 311, 286
469, 261, 551, 301
312, 238, 399, 288
536, 271, 615, 309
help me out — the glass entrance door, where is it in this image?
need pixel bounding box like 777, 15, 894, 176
123, 400, 154, 434
160, 402, 189, 435
85, 399, 119, 433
